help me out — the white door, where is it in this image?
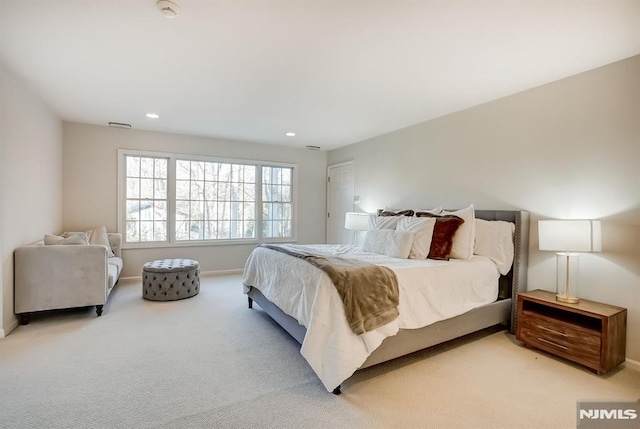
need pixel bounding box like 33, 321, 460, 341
326, 162, 354, 244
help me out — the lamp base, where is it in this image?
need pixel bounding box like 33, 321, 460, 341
555, 252, 581, 305
556, 294, 580, 304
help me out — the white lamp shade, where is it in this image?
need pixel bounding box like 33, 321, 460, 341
344, 212, 370, 231
538, 220, 602, 252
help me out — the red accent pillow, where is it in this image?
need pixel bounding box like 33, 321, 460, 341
427, 215, 465, 261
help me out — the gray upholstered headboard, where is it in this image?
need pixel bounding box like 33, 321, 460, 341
375, 209, 530, 333
475, 210, 530, 333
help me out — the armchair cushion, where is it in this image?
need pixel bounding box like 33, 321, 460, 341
108, 257, 123, 290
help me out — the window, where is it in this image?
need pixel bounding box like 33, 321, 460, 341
118, 150, 296, 247
262, 166, 293, 238
124, 155, 168, 243
175, 160, 256, 241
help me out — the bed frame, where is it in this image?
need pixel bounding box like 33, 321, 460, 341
246, 210, 529, 393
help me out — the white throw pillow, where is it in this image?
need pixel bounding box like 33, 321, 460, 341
362, 229, 414, 259
396, 217, 437, 259
441, 204, 475, 259
474, 218, 515, 275
44, 234, 88, 245
368, 215, 401, 230
414, 207, 442, 216
85, 226, 115, 257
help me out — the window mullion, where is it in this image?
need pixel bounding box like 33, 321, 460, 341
188, 162, 193, 240
291, 166, 297, 241
167, 157, 177, 244
117, 152, 125, 242
256, 164, 263, 241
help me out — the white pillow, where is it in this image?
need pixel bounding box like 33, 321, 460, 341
441, 204, 475, 260
362, 229, 414, 259
474, 218, 515, 275
84, 226, 115, 257
414, 207, 442, 216
396, 217, 437, 259
368, 215, 401, 230
44, 234, 88, 245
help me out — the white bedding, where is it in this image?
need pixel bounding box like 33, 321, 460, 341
242, 244, 500, 392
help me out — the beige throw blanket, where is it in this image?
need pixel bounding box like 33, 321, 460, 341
258, 244, 400, 335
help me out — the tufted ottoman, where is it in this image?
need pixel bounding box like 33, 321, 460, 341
142, 259, 200, 301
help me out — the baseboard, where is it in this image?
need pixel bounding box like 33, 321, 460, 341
120, 268, 243, 282
119, 275, 142, 282
201, 269, 243, 277
0, 318, 19, 338
624, 358, 640, 372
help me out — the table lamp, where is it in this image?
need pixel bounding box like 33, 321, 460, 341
538, 219, 602, 303
344, 212, 370, 245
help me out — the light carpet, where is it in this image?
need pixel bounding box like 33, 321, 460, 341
0, 274, 638, 429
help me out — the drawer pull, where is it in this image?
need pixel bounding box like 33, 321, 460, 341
538, 338, 568, 350
537, 325, 568, 337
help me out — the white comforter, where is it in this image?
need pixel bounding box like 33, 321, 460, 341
242, 244, 500, 391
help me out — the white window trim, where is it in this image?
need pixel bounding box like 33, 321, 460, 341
117, 149, 298, 249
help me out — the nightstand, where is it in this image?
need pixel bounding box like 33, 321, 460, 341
516, 290, 626, 374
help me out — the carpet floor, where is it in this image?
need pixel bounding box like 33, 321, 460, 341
1, 274, 638, 429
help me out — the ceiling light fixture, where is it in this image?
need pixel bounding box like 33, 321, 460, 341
146, 113, 160, 119
156, 0, 179, 18
285, 132, 296, 137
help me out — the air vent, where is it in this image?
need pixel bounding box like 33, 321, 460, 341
108, 122, 132, 129
305, 145, 321, 150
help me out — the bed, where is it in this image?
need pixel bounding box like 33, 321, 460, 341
243, 210, 529, 393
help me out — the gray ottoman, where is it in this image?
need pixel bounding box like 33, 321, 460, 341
142, 259, 200, 301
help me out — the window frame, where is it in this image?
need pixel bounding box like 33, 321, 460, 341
117, 149, 298, 249
120, 153, 170, 245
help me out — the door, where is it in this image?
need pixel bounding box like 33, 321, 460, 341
326, 162, 354, 244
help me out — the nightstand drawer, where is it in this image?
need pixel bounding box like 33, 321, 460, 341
519, 314, 601, 366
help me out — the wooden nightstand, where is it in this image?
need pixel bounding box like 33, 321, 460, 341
516, 290, 627, 374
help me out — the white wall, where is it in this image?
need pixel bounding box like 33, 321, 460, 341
328, 55, 640, 362
0, 62, 64, 336
63, 123, 327, 277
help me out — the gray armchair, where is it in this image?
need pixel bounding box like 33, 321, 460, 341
14, 233, 123, 324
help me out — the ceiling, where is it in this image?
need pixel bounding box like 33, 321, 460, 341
2, 1, 640, 150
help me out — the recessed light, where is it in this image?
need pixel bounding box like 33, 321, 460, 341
285, 132, 296, 137
146, 113, 160, 119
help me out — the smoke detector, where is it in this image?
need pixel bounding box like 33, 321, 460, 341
156, 0, 179, 18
